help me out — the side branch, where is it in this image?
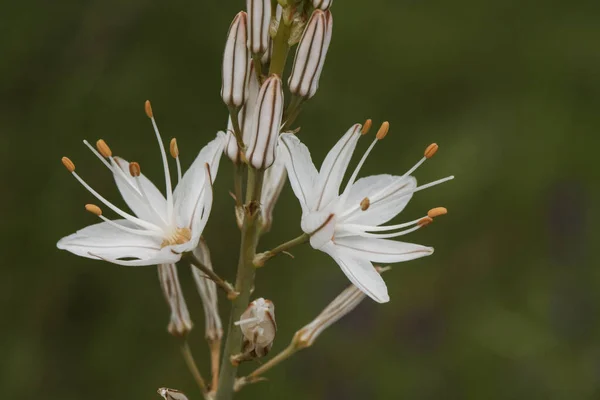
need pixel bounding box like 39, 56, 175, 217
254, 233, 309, 267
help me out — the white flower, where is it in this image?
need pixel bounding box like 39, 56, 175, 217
279, 121, 453, 303
57, 101, 226, 266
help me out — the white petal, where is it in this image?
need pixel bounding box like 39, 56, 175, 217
334, 236, 433, 263
341, 175, 416, 226
279, 133, 318, 213
56, 220, 179, 266
111, 157, 167, 226
313, 124, 361, 210
174, 132, 226, 230
321, 242, 389, 303
260, 148, 287, 231
303, 211, 336, 250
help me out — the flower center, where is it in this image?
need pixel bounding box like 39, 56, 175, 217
161, 227, 192, 247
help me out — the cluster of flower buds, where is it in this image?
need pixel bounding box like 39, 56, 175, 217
157, 263, 193, 337
232, 298, 276, 364
288, 9, 333, 99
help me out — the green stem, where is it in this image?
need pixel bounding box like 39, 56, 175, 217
227, 106, 245, 154
181, 341, 208, 397
269, 15, 292, 76
282, 95, 304, 131
183, 252, 237, 298
216, 168, 265, 400
252, 53, 264, 83
254, 233, 309, 267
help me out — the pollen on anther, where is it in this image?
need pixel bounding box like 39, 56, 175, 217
376, 121, 389, 140
129, 162, 141, 177
361, 119, 372, 135
417, 216, 433, 227
424, 143, 439, 159
427, 207, 447, 218
96, 139, 112, 158
360, 197, 370, 211
61, 157, 75, 172
170, 138, 179, 158
144, 100, 154, 118
85, 204, 102, 216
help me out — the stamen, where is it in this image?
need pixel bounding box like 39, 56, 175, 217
146, 100, 175, 224
96, 139, 112, 158
360, 197, 370, 211
83, 140, 112, 169
428, 207, 447, 218
344, 224, 424, 239
235, 317, 259, 326
85, 204, 102, 216
169, 138, 179, 158
361, 119, 372, 135
424, 143, 438, 159
170, 138, 182, 182
129, 162, 141, 177
339, 216, 423, 233
61, 157, 75, 172
145, 100, 153, 118
418, 216, 433, 227
68, 169, 163, 233
97, 214, 164, 238
412, 176, 454, 194
375, 121, 389, 140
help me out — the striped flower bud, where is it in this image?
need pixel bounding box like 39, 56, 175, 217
221, 12, 249, 108
313, 0, 333, 10
288, 9, 333, 99
191, 238, 223, 341
246, 75, 284, 169
158, 263, 193, 337
225, 63, 261, 163
237, 298, 276, 358
246, 0, 271, 54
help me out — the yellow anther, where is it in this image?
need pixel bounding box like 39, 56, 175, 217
85, 204, 102, 216
61, 157, 75, 172
96, 139, 112, 158
427, 207, 447, 218
170, 138, 179, 158
424, 143, 438, 159
361, 119, 372, 135
417, 216, 433, 227
376, 121, 389, 140
360, 197, 370, 211
129, 161, 141, 177
145, 100, 153, 118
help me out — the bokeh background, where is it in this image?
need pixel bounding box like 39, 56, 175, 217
2, 0, 599, 399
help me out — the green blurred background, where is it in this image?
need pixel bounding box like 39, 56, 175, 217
2, 0, 599, 398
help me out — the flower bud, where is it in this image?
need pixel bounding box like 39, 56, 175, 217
294, 267, 389, 348
313, 0, 333, 10
158, 263, 193, 337
221, 12, 249, 108
247, 0, 272, 54
157, 388, 188, 400
237, 298, 276, 358
246, 75, 284, 169
288, 9, 333, 99
191, 239, 224, 341
225, 63, 261, 163
260, 147, 287, 231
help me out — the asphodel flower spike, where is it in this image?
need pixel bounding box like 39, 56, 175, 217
246, 0, 271, 55
288, 9, 333, 99
313, 0, 333, 10
222, 11, 249, 108
246, 75, 284, 170
57, 101, 227, 266
158, 263, 193, 337
279, 121, 453, 303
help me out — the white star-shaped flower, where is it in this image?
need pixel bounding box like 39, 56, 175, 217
279, 121, 453, 303
57, 101, 226, 266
